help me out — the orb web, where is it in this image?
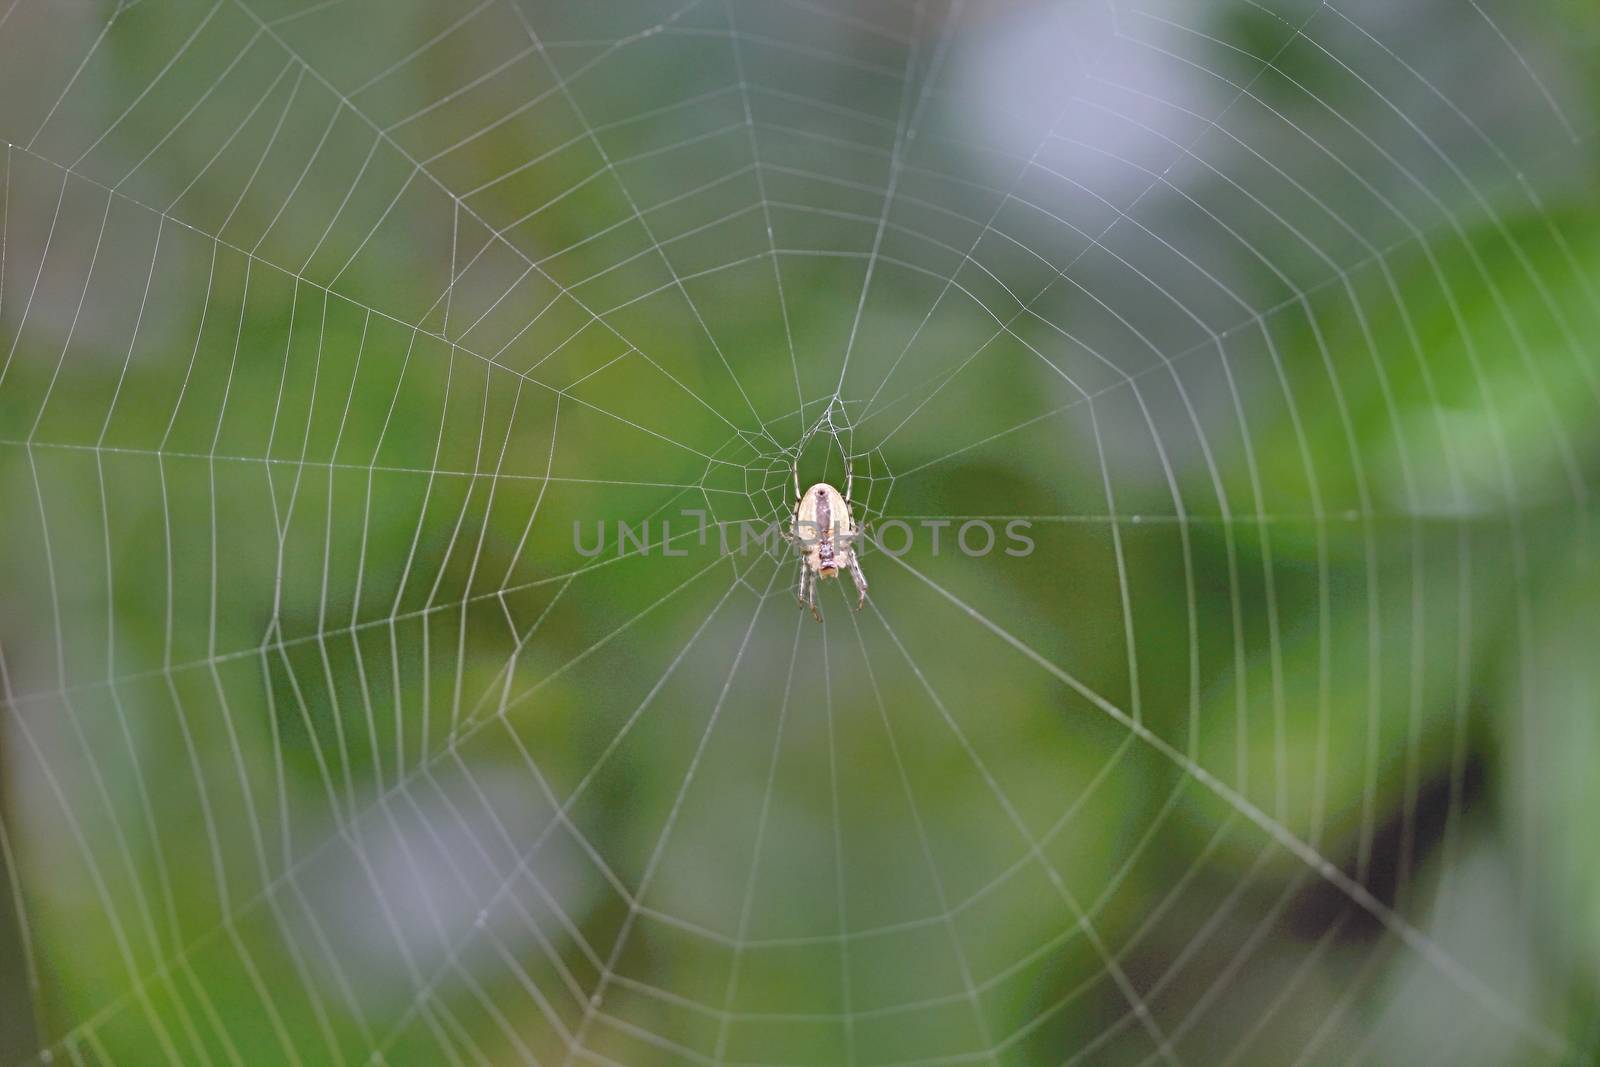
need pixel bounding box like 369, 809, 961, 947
0, 0, 1597, 1065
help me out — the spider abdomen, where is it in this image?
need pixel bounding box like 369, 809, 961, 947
794, 482, 852, 577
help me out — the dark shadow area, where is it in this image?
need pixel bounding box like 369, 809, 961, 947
1288, 752, 1488, 942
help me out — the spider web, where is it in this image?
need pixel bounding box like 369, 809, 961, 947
0, 0, 1597, 1064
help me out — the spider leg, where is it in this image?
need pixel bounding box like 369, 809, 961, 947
846, 553, 868, 612
807, 568, 822, 622
795, 562, 808, 607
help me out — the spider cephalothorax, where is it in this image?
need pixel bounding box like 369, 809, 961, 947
790, 459, 867, 621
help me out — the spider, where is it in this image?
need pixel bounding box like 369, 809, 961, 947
789, 455, 868, 621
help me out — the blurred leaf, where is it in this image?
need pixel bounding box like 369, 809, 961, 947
1500, 538, 1600, 1005
1247, 210, 1600, 535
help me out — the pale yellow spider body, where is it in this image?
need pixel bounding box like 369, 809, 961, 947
791, 477, 867, 621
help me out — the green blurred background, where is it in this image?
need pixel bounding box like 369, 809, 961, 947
1, 0, 1598, 1063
